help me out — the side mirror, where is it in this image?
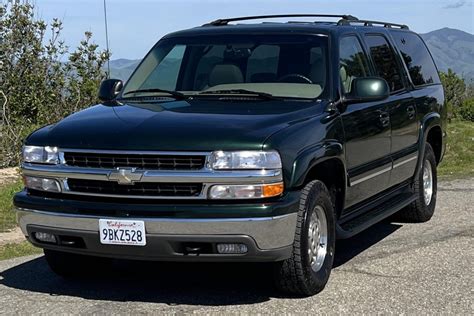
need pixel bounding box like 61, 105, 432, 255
344, 77, 390, 104
98, 79, 123, 102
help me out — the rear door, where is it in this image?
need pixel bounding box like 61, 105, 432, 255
363, 34, 417, 187
389, 31, 443, 185
339, 35, 392, 210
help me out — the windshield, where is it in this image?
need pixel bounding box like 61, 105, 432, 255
122, 34, 329, 99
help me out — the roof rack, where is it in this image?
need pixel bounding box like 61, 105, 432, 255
337, 18, 409, 29
203, 14, 359, 26
203, 14, 409, 30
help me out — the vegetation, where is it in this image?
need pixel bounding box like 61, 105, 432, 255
438, 121, 474, 178
440, 69, 474, 122
0, 241, 42, 261
0, 1, 109, 167
457, 99, 474, 122
0, 180, 22, 233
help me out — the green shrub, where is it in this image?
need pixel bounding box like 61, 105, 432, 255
457, 98, 474, 122
0, 2, 109, 167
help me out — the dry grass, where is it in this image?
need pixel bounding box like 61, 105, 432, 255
0, 180, 22, 233
0, 241, 41, 261
439, 120, 474, 178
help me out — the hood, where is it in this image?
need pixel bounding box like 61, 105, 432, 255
26, 99, 325, 151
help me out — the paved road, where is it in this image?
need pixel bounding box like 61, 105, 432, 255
0, 178, 473, 314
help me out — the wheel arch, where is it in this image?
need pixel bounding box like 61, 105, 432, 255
289, 141, 346, 218
414, 112, 444, 178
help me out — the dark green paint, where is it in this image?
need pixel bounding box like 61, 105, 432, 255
20, 22, 446, 219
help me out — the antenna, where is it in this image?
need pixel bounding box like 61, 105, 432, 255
103, 0, 111, 78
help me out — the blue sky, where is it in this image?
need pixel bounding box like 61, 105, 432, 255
34, 0, 474, 59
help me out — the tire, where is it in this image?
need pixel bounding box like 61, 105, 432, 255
44, 249, 111, 278
396, 143, 437, 222
274, 180, 336, 296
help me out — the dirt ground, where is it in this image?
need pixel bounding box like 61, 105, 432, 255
0, 168, 23, 243
0, 228, 24, 246
0, 168, 19, 187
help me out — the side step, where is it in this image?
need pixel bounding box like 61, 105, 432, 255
336, 192, 417, 239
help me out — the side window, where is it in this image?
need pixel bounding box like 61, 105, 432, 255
246, 45, 280, 83
365, 35, 404, 92
339, 36, 370, 94
391, 31, 441, 86
140, 45, 185, 90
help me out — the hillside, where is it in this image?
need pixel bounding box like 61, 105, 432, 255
421, 28, 474, 82
107, 28, 474, 82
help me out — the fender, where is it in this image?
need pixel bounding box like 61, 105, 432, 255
289, 140, 345, 189
413, 112, 442, 179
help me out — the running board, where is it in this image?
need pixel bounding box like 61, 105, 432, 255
336, 193, 417, 239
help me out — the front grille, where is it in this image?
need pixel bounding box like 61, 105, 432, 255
64, 152, 206, 170
67, 179, 203, 197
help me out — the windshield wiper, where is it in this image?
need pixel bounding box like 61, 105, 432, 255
123, 88, 188, 100
198, 89, 282, 100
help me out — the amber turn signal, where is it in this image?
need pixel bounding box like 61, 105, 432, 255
262, 182, 284, 197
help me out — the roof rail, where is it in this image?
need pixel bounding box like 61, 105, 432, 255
203, 14, 359, 26
337, 18, 409, 29
203, 14, 409, 30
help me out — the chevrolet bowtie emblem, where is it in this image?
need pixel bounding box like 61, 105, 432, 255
107, 168, 144, 185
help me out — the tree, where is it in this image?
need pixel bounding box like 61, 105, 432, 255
0, 1, 109, 166
439, 69, 466, 119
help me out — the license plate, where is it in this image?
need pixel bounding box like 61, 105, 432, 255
99, 219, 146, 246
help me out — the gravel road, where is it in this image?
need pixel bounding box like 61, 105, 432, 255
0, 178, 472, 314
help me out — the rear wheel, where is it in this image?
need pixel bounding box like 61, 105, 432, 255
396, 143, 437, 222
274, 180, 336, 296
44, 249, 111, 278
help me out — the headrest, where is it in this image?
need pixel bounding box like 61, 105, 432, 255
209, 64, 244, 87
340, 66, 347, 81
310, 59, 326, 86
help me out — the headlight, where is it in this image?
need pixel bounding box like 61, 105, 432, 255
23, 146, 59, 164
210, 150, 282, 170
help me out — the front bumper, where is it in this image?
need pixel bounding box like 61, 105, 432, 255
16, 207, 297, 262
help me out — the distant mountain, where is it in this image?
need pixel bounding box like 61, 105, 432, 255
106, 27, 474, 82
421, 28, 474, 82
107, 58, 140, 82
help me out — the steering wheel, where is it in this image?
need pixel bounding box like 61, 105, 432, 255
277, 74, 313, 84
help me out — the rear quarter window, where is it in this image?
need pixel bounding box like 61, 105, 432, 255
391, 31, 441, 86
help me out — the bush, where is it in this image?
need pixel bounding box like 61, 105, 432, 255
0, 1, 109, 167
457, 98, 474, 122
439, 70, 467, 120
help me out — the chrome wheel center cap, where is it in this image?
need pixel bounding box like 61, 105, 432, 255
308, 206, 328, 272
423, 162, 433, 205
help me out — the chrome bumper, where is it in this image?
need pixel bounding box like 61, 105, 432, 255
16, 207, 297, 250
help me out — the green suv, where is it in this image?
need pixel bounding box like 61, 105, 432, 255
15, 14, 446, 296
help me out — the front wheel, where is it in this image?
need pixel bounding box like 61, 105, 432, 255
273, 180, 336, 296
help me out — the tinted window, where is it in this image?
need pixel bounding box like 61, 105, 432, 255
246, 45, 280, 83
391, 31, 440, 86
123, 35, 329, 99
365, 35, 404, 92
140, 45, 185, 90
339, 36, 370, 93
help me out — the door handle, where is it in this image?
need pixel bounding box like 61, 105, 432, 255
379, 112, 390, 128
407, 105, 416, 120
